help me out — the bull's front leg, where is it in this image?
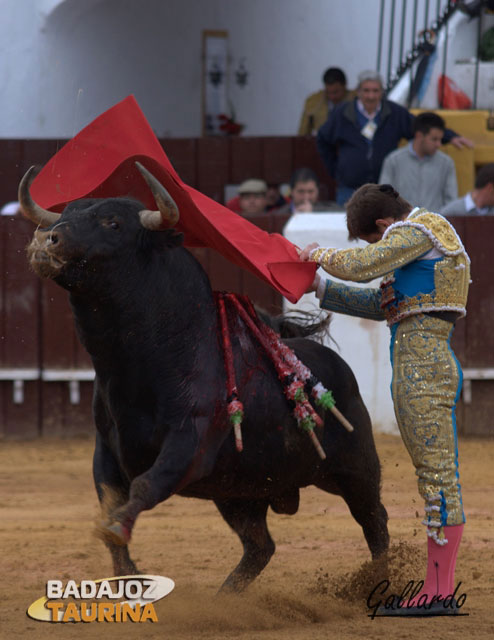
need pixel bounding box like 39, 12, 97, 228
93, 433, 139, 575
101, 416, 215, 546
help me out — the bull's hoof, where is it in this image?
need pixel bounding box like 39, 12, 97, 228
95, 520, 131, 546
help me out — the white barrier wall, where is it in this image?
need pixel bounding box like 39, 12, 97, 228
283, 213, 398, 434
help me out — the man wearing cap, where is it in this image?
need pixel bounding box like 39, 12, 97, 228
237, 179, 268, 217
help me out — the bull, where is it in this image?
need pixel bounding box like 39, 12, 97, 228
20, 163, 389, 591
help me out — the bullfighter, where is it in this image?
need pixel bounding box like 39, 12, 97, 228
299, 183, 468, 613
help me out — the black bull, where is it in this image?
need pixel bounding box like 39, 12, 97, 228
20, 163, 389, 591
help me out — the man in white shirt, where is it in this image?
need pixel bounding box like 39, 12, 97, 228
379, 112, 458, 212
441, 163, 494, 216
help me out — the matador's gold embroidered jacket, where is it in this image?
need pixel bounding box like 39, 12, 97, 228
311, 208, 470, 326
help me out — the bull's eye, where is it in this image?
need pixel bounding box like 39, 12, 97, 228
109, 221, 119, 230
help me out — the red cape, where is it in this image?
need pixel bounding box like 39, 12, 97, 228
30, 95, 316, 303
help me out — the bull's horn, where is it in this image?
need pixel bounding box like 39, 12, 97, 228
18, 166, 61, 227
135, 161, 180, 230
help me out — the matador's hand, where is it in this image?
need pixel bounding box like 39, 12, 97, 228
306, 272, 321, 293
299, 242, 320, 261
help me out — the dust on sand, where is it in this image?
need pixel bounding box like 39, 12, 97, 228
0, 433, 493, 639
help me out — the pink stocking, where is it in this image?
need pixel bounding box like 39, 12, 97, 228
409, 524, 464, 605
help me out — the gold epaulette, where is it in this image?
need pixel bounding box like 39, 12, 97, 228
385, 209, 465, 256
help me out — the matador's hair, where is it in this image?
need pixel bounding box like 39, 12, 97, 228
346, 183, 412, 239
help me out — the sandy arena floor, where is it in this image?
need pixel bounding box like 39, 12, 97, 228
0, 432, 493, 640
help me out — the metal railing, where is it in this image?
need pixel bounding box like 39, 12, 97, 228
376, 0, 466, 106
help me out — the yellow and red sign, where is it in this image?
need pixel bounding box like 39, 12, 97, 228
27, 575, 174, 623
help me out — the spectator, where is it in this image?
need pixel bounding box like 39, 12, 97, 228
275, 168, 338, 214
266, 183, 288, 211
298, 67, 355, 136
441, 163, 494, 216
317, 70, 473, 206
379, 112, 458, 211
226, 181, 287, 214
237, 179, 268, 216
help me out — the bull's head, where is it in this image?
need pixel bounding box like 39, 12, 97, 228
19, 162, 181, 284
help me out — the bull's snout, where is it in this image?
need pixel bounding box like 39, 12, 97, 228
28, 228, 66, 278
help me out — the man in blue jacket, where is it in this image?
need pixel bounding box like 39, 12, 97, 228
317, 70, 473, 206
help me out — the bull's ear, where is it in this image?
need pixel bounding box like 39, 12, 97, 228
164, 230, 184, 248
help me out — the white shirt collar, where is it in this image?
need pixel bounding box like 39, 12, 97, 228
356, 99, 381, 120
406, 207, 421, 220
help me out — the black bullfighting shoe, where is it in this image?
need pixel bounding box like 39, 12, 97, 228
372, 598, 462, 617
